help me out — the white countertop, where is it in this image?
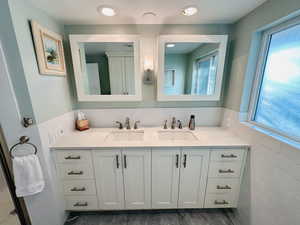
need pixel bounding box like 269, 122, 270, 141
51, 127, 250, 149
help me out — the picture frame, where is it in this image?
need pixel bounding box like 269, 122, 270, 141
31, 20, 66, 76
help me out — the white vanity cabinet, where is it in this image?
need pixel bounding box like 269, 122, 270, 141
93, 149, 151, 210
54, 147, 247, 211
152, 148, 209, 209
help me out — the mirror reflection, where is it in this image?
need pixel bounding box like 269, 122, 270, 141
164, 42, 219, 96
79, 42, 135, 95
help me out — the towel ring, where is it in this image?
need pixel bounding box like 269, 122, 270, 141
9, 136, 37, 158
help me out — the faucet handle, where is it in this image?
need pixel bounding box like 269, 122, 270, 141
177, 120, 183, 129
115, 121, 123, 129
163, 120, 168, 129
134, 121, 140, 129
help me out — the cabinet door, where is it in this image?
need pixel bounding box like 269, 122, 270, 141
93, 150, 124, 210
152, 148, 180, 208
178, 149, 210, 208
108, 57, 125, 94
122, 149, 151, 209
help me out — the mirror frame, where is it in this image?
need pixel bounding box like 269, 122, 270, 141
157, 35, 228, 101
69, 34, 142, 102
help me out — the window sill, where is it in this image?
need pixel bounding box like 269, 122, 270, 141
240, 121, 300, 150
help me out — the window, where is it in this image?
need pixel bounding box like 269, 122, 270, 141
192, 52, 218, 95
251, 20, 300, 141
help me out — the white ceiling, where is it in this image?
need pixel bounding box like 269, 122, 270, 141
84, 42, 133, 56
27, 0, 267, 24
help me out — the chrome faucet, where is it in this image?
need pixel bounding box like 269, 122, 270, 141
177, 120, 183, 129
115, 121, 123, 129
171, 117, 176, 129
125, 117, 131, 129
163, 120, 168, 129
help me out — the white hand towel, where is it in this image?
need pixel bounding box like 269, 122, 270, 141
13, 154, 45, 197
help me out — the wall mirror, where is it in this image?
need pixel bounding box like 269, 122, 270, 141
157, 35, 228, 101
69, 35, 141, 102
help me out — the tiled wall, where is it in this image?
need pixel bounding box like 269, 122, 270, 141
79, 107, 223, 128
222, 108, 300, 225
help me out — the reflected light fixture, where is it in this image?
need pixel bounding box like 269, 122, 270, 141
182, 6, 198, 16
98, 6, 116, 16
167, 43, 175, 48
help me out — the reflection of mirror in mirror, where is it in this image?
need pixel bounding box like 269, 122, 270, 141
164, 42, 219, 96
79, 42, 135, 95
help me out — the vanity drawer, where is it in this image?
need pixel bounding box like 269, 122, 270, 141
206, 178, 240, 194
208, 162, 242, 178
56, 150, 92, 163
65, 196, 98, 210
205, 194, 237, 208
63, 180, 96, 196
210, 150, 244, 162
58, 163, 94, 179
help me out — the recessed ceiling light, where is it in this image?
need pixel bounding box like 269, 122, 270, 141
97, 6, 116, 16
182, 6, 198, 16
166, 44, 175, 48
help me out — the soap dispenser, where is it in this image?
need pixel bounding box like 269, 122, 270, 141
188, 115, 195, 130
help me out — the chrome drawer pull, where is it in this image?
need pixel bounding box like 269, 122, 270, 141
65, 155, 81, 160
219, 169, 234, 174
221, 154, 237, 158
70, 187, 86, 192
216, 185, 232, 190
67, 171, 83, 175
214, 200, 229, 205
73, 202, 88, 207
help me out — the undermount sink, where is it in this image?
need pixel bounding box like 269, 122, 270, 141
157, 130, 198, 141
105, 130, 144, 142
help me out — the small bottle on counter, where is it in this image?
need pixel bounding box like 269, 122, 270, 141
188, 115, 195, 130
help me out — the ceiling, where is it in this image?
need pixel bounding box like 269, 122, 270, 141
165, 43, 204, 54
27, 0, 267, 24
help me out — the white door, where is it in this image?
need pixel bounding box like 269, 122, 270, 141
178, 149, 210, 208
86, 63, 101, 95
108, 57, 125, 95
152, 148, 180, 209
93, 150, 124, 210
122, 149, 151, 209
124, 56, 134, 95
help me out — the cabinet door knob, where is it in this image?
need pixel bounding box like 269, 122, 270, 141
73, 202, 88, 207
221, 154, 237, 158
214, 200, 229, 205
68, 171, 84, 175
124, 155, 127, 169
218, 169, 234, 174
116, 155, 120, 169
216, 185, 231, 190
65, 155, 81, 160
70, 187, 86, 192
175, 154, 179, 168
183, 154, 187, 168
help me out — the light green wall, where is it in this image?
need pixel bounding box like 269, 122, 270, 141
0, 0, 35, 120
64, 24, 232, 109
224, 0, 300, 111
165, 54, 188, 95
8, 0, 73, 123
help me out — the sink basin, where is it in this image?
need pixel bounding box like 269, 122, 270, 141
157, 130, 198, 141
105, 130, 144, 142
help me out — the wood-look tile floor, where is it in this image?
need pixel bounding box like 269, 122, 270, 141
65, 209, 237, 225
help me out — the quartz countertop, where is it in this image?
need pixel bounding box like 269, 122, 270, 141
51, 127, 250, 150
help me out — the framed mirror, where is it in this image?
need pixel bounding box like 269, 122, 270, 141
69, 35, 142, 102
157, 35, 228, 101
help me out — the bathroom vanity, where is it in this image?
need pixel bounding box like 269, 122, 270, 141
51, 127, 249, 211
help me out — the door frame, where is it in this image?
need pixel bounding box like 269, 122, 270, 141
0, 129, 31, 225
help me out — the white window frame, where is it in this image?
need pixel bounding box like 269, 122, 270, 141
192, 51, 218, 95
248, 17, 300, 142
